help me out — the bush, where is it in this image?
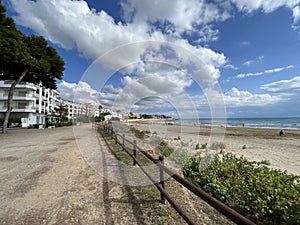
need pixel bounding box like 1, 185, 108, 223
130, 127, 150, 139
156, 140, 174, 157
183, 152, 300, 225
0, 117, 21, 127
210, 142, 226, 150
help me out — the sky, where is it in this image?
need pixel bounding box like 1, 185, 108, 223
3, 0, 300, 118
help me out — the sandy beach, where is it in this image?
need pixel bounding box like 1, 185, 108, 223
123, 120, 300, 175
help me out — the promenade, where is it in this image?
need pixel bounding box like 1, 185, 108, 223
0, 125, 140, 224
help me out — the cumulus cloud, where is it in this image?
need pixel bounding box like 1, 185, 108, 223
261, 76, 300, 92
224, 88, 284, 107
236, 65, 295, 78
10, 0, 228, 85
58, 80, 101, 104
120, 0, 231, 34
293, 6, 300, 23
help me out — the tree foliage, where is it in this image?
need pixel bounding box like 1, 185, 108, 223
0, 1, 65, 133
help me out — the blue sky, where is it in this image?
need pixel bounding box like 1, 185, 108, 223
4, 0, 300, 118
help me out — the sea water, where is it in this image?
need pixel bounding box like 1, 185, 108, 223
170, 118, 300, 130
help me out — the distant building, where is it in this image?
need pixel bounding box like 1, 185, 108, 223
60, 100, 100, 121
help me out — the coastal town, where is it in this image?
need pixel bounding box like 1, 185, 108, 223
1, 1, 300, 225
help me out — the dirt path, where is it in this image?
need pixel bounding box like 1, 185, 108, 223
0, 125, 145, 225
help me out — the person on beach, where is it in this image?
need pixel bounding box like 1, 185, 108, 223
279, 130, 284, 136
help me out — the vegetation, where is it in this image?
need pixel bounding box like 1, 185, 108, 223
0, 1, 65, 133
174, 136, 181, 140
130, 127, 151, 139
0, 117, 21, 127
183, 152, 300, 225
156, 140, 174, 157
210, 142, 226, 150
52, 104, 68, 121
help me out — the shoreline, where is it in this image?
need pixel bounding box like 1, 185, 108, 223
123, 120, 300, 175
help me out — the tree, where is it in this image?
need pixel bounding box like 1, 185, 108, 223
0, 1, 65, 133
54, 104, 68, 121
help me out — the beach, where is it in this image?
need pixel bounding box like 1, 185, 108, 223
124, 120, 300, 175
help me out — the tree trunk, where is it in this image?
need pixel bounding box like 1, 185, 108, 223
2, 69, 28, 134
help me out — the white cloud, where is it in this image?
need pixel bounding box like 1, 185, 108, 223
58, 80, 100, 105
236, 65, 295, 78
10, 0, 227, 84
121, 0, 231, 34
230, 0, 300, 28
230, 0, 300, 13
243, 55, 264, 66
223, 64, 239, 70
224, 88, 284, 107
293, 6, 300, 23
261, 76, 300, 92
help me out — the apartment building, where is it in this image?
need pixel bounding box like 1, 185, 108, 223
0, 80, 102, 127
0, 80, 60, 127
61, 100, 100, 121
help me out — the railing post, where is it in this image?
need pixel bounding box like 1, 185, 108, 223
122, 134, 125, 150
133, 140, 137, 166
159, 155, 166, 204
115, 131, 118, 144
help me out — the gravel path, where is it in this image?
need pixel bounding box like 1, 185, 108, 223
0, 124, 142, 225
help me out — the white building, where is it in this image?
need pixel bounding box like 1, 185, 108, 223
60, 100, 101, 121
0, 80, 60, 127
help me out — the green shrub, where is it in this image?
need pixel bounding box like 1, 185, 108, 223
201, 143, 208, 149
130, 127, 150, 139
195, 143, 200, 150
156, 140, 174, 157
174, 136, 181, 140
183, 152, 300, 225
210, 142, 226, 150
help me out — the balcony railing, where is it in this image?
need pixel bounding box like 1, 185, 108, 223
0, 105, 36, 112
0, 81, 37, 90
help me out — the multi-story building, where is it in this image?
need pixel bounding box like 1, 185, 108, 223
61, 100, 100, 121
0, 80, 102, 127
0, 80, 60, 127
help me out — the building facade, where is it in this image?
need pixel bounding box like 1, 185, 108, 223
0, 80, 61, 127
0, 80, 102, 127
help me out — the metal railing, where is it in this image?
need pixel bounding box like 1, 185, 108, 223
100, 124, 256, 225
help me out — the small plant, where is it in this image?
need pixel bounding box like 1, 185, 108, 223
201, 143, 208, 149
130, 127, 150, 139
210, 142, 226, 150
174, 136, 181, 140
242, 145, 247, 149
156, 140, 174, 157
195, 143, 200, 150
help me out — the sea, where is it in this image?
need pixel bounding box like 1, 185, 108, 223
168, 117, 300, 130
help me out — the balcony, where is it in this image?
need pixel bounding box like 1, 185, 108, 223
0, 105, 36, 113
0, 93, 36, 101
0, 80, 37, 90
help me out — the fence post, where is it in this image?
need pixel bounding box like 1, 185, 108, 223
115, 131, 118, 144
122, 134, 125, 150
159, 155, 166, 204
133, 140, 137, 166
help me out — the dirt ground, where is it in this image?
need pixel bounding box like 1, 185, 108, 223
0, 124, 150, 225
